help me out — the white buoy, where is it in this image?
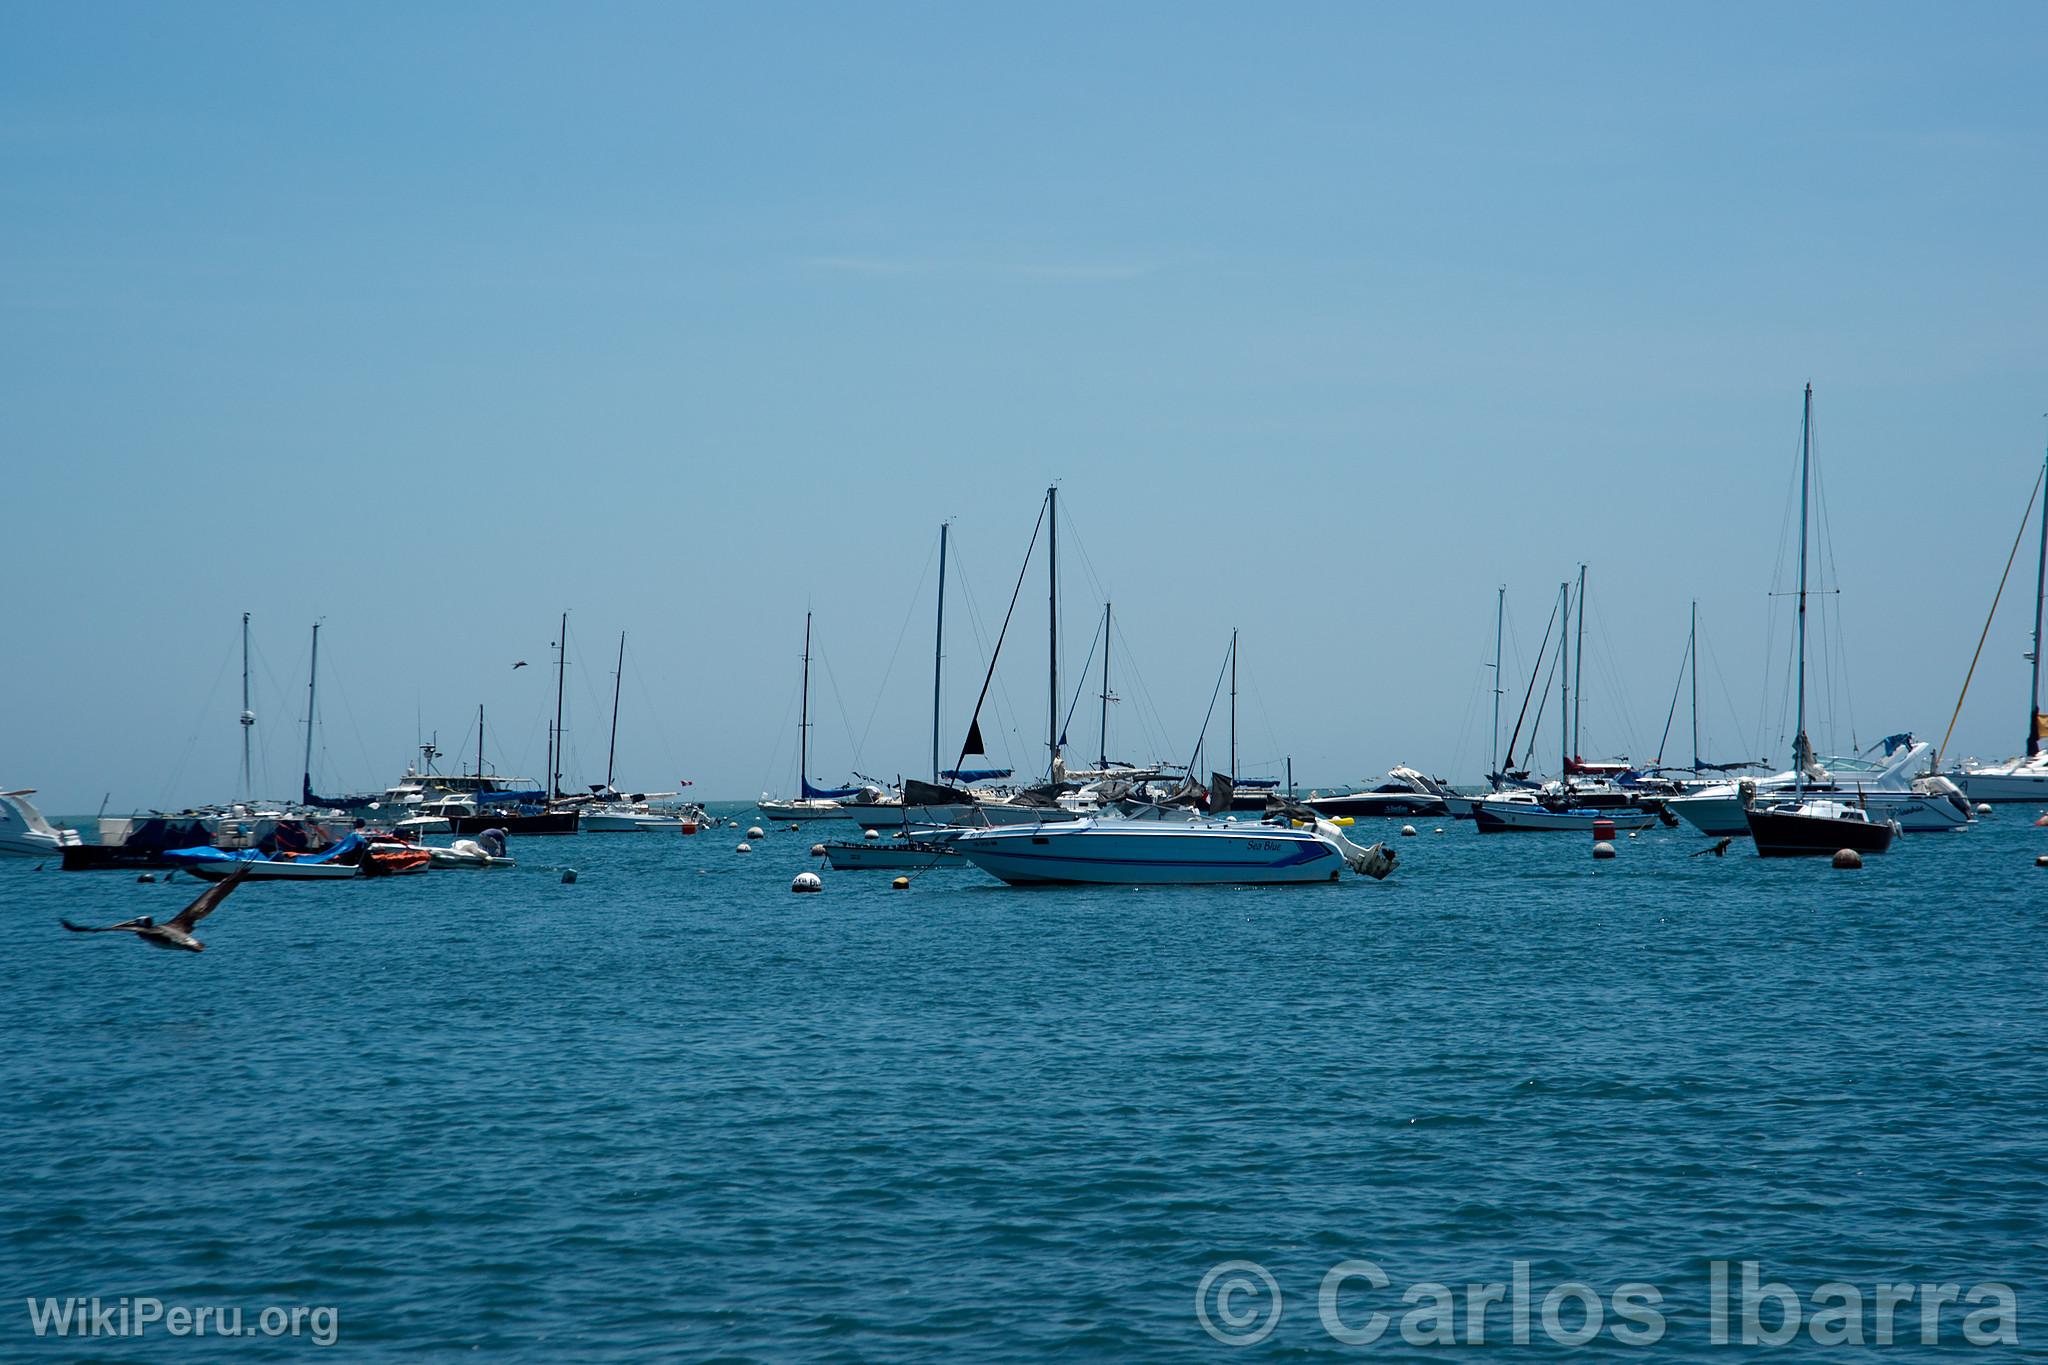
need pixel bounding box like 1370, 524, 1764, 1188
791, 871, 822, 893
1432, 827, 1444, 834
736, 841, 752, 854
810, 843, 826, 857
1400, 825, 1417, 837
864, 827, 880, 841
1592, 841, 1616, 859
1976, 803, 1992, 815
2035, 854, 2047, 867
746, 826, 765, 839
788, 823, 800, 832
892, 876, 910, 890
1628, 831, 1639, 839
1832, 848, 1862, 869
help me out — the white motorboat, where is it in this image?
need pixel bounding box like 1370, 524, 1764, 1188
949, 815, 1395, 886
0, 789, 81, 856
427, 836, 517, 869
579, 803, 702, 832
1957, 752, 2048, 803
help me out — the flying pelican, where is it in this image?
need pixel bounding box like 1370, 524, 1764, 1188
513, 661, 529, 669
61, 864, 253, 952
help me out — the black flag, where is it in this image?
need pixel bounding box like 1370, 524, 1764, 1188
963, 719, 986, 756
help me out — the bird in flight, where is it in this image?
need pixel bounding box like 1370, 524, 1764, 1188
1691, 837, 1733, 858
61, 863, 253, 952
513, 661, 529, 669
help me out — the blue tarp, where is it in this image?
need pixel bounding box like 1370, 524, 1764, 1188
163, 834, 364, 866
801, 778, 864, 799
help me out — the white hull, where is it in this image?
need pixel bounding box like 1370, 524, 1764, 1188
1673, 785, 1970, 836
1473, 801, 1659, 833
186, 859, 360, 881
579, 811, 698, 832
757, 800, 898, 823
951, 818, 1363, 885
426, 848, 517, 869
1958, 763, 2048, 803
1, 791, 84, 856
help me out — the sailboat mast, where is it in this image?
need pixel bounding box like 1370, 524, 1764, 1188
800, 612, 812, 794
302, 621, 319, 805
1047, 486, 1059, 776
2030, 443, 2048, 757
1794, 382, 1813, 794
1572, 563, 1586, 760
1689, 600, 1700, 771
932, 523, 948, 784
605, 631, 625, 794
1229, 628, 1238, 781
1558, 581, 1571, 780
240, 611, 254, 803
1098, 602, 1112, 770
1490, 587, 1504, 785
552, 611, 569, 800
477, 704, 486, 781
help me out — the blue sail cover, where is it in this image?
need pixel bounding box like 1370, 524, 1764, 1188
801, 778, 865, 799
940, 769, 1013, 782
163, 834, 365, 866
475, 789, 548, 806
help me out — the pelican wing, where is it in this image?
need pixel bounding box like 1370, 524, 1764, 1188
168, 863, 254, 930
61, 917, 151, 933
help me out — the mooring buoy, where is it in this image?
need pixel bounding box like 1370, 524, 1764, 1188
864, 827, 880, 841
1400, 825, 1417, 837
810, 843, 826, 857
791, 872, 822, 893
1592, 840, 1616, 859
1832, 848, 1862, 869
892, 876, 910, 890
746, 826, 765, 839
562, 869, 578, 884
736, 842, 752, 854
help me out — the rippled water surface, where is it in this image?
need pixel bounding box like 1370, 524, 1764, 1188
5, 809, 2045, 1359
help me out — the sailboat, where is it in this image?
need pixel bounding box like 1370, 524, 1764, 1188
298, 623, 382, 813
579, 632, 703, 832
758, 614, 892, 822
1745, 384, 1900, 856
1957, 443, 2048, 801
452, 613, 578, 835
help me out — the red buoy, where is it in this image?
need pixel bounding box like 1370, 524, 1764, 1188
1592, 818, 1617, 841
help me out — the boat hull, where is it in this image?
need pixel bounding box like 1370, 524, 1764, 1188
1306, 793, 1449, 819
1675, 786, 1969, 835
1744, 804, 1897, 856
952, 819, 1348, 885
1958, 767, 2048, 803
821, 840, 966, 870
1472, 802, 1659, 833
449, 811, 579, 836
186, 859, 360, 880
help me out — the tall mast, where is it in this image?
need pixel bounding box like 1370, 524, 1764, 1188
1046, 486, 1060, 777
605, 631, 625, 795
2030, 440, 2048, 757
1229, 628, 1238, 781
1689, 600, 1700, 771
240, 611, 254, 802
1098, 602, 1112, 770
1571, 563, 1587, 760
552, 610, 569, 800
301, 621, 319, 806
1558, 582, 1571, 781
800, 612, 812, 794
477, 704, 485, 780
932, 522, 948, 784
1490, 587, 1504, 786
1793, 382, 1813, 794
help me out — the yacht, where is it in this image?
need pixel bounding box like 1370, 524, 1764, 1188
1669, 739, 1969, 836
0, 789, 81, 856
949, 814, 1395, 886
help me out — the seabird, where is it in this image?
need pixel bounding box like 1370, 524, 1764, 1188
513, 661, 529, 669
62, 864, 253, 952
1692, 837, 1733, 858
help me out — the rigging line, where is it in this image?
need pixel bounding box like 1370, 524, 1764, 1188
948, 539, 1021, 774
953, 494, 1049, 778
1183, 637, 1235, 778
857, 536, 940, 760
624, 649, 682, 784
1501, 592, 1562, 770
161, 633, 238, 809
1110, 615, 1176, 767
1654, 625, 1693, 767
759, 669, 804, 796
1936, 465, 2046, 767
1521, 635, 1562, 772
1059, 608, 1104, 756
816, 649, 863, 775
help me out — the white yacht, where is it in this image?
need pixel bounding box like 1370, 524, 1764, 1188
0, 789, 82, 856
949, 815, 1395, 886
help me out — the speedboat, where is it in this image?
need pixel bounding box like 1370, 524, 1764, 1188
821, 825, 971, 870
427, 830, 516, 868
579, 801, 703, 833
1304, 766, 1455, 819
949, 815, 1395, 886
0, 789, 82, 856
1745, 796, 1899, 857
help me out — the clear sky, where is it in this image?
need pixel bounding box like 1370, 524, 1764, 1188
5, 2, 2047, 812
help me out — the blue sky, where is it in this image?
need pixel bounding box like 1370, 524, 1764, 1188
5, 3, 2046, 810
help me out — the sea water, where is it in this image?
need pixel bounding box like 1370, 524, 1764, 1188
3, 809, 2043, 1358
